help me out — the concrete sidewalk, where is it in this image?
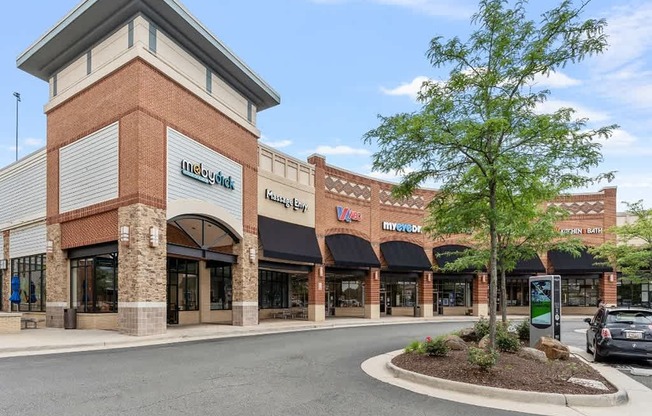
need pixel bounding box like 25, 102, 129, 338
0, 315, 482, 358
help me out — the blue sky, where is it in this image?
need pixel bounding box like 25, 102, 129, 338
1, 0, 651, 210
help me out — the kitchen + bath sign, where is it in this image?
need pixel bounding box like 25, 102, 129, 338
336, 206, 361, 223
181, 159, 235, 190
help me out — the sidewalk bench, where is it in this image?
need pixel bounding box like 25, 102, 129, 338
21, 318, 38, 329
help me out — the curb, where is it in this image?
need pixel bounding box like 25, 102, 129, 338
385, 350, 628, 408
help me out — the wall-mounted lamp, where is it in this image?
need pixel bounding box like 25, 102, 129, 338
119, 225, 130, 245
0, 259, 6, 270
149, 226, 159, 247
46, 240, 54, 254
426, 273, 432, 283
373, 270, 379, 280
481, 274, 487, 283
318, 266, 324, 278
318, 282, 323, 291
248, 247, 256, 264
608, 273, 615, 283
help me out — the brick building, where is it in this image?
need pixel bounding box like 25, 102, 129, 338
0, 0, 617, 335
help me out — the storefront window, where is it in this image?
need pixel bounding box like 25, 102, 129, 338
618, 279, 652, 307
291, 275, 308, 307
11, 254, 46, 312
433, 279, 471, 307
506, 279, 529, 306
210, 266, 232, 310
71, 253, 118, 313
383, 280, 416, 307
168, 258, 199, 311
338, 280, 364, 307
561, 276, 598, 307
259, 270, 289, 309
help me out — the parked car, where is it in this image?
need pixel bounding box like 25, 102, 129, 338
584, 306, 652, 362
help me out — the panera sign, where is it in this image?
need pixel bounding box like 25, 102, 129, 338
265, 189, 308, 213
559, 227, 603, 235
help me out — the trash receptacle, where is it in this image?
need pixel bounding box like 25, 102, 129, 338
64, 308, 77, 329
414, 305, 421, 317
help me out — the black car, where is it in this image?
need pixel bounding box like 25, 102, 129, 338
585, 307, 652, 362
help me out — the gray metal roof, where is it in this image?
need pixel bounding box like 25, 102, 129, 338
16, 0, 280, 110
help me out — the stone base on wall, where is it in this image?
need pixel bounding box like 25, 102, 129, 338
232, 302, 258, 326
364, 304, 380, 319
419, 303, 433, 317
308, 304, 325, 322
46, 304, 66, 328
118, 303, 166, 336
473, 303, 488, 317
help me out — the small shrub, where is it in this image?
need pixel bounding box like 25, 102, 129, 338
516, 319, 530, 341
424, 335, 450, 357
496, 328, 520, 353
404, 340, 424, 354
474, 317, 490, 340
468, 347, 499, 371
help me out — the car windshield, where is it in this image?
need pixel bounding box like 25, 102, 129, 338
606, 310, 652, 324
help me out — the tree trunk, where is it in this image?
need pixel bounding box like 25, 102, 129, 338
501, 266, 507, 324
489, 183, 498, 349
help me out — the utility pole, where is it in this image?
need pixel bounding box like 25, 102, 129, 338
13, 92, 21, 161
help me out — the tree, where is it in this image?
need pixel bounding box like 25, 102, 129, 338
364, 0, 615, 347
591, 201, 652, 283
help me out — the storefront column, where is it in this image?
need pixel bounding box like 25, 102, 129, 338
199, 260, 210, 323
364, 268, 380, 319
473, 273, 489, 317
1, 231, 9, 312
600, 272, 617, 307
418, 272, 433, 317
117, 204, 167, 336
45, 223, 67, 327
308, 264, 325, 322
231, 232, 258, 326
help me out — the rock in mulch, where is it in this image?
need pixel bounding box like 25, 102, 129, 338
567, 377, 610, 391
444, 334, 468, 350
517, 347, 548, 363
457, 327, 476, 342
535, 337, 570, 360
478, 335, 490, 349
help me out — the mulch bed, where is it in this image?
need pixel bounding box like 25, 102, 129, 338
392, 349, 617, 395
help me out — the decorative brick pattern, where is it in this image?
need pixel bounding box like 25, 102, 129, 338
379, 189, 425, 210
325, 175, 371, 201
548, 201, 604, 215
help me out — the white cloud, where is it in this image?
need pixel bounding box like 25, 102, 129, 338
530, 71, 581, 88
312, 145, 370, 155
381, 76, 431, 100
535, 99, 610, 123
260, 136, 292, 148
23, 138, 45, 147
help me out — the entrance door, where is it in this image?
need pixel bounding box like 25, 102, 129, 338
167, 271, 179, 325
433, 291, 442, 315
380, 291, 386, 315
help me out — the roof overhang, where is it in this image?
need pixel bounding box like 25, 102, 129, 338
16, 0, 280, 110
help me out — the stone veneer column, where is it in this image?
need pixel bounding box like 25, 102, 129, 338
2, 231, 10, 312
308, 264, 325, 322
46, 223, 67, 327
418, 271, 433, 317
231, 232, 258, 326
364, 268, 380, 319
199, 260, 210, 323
473, 273, 489, 317
600, 272, 617, 307
117, 203, 167, 336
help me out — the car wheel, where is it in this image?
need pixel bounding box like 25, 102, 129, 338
593, 341, 604, 363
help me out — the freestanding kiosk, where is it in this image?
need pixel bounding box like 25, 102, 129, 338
529, 275, 561, 347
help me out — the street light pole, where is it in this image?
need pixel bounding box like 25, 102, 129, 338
13, 92, 21, 161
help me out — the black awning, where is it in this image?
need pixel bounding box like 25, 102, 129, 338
548, 248, 612, 274
258, 216, 322, 264
433, 244, 477, 273
380, 241, 432, 271
325, 234, 380, 268
512, 255, 546, 274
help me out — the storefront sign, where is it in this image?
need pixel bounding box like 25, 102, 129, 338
559, 227, 603, 235
382, 221, 422, 233
181, 159, 235, 190
336, 206, 361, 223
265, 189, 308, 212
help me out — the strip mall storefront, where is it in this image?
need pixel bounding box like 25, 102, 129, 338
0, 0, 619, 335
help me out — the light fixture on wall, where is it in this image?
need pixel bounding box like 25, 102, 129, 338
46, 240, 54, 254
119, 226, 130, 245
426, 273, 432, 282
318, 266, 324, 278
318, 282, 323, 291
481, 274, 487, 283
373, 270, 379, 280
149, 226, 159, 247
248, 247, 256, 264
608, 273, 615, 283
0, 259, 6, 270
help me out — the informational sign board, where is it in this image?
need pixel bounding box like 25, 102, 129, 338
529, 275, 561, 347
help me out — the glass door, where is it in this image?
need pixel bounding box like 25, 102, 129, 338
167, 268, 179, 325
379, 290, 386, 315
